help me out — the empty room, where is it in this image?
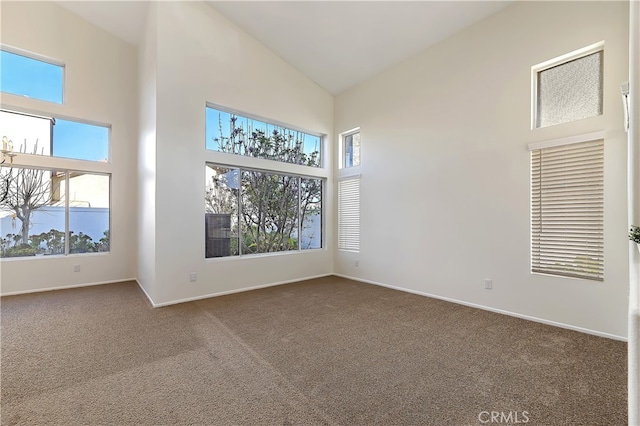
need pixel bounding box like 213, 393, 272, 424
1, 1, 639, 425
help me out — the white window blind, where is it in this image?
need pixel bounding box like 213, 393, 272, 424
531, 139, 604, 281
338, 177, 360, 251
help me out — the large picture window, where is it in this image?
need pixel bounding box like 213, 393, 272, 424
205, 106, 321, 168
205, 164, 322, 258
0, 167, 110, 257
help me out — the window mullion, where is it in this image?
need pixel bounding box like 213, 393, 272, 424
64, 171, 70, 255
298, 176, 302, 251
238, 168, 243, 256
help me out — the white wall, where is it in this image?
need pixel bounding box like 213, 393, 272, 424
137, 2, 158, 301
334, 1, 630, 338
0, 1, 138, 294
143, 2, 334, 305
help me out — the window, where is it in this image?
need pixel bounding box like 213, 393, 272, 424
530, 136, 604, 281
1, 48, 64, 104
0, 167, 110, 257
205, 164, 322, 258
205, 106, 321, 168
533, 43, 603, 128
341, 130, 361, 168
0, 110, 110, 162
0, 109, 111, 259
338, 177, 360, 251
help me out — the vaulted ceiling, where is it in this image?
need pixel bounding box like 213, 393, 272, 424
55, 1, 512, 94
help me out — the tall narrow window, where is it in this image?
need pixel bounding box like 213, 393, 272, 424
338, 177, 360, 251
530, 138, 604, 281
1, 49, 64, 104
533, 43, 603, 128
341, 131, 361, 168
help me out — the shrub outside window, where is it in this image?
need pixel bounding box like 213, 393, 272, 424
205, 164, 322, 258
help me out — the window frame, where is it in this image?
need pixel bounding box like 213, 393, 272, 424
205, 102, 324, 169
0, 105, 112, 260
0, 165, 111, 258
338, 175, 360, 252
0, 108, 112, 163
339, 128, 361, 169
204, 162, 325, 259
0, 44, 65, 104
531, 41, 604, 129
528, 131, 605, 281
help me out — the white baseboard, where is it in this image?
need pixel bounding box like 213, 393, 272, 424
4, 273, 626, 342
0, 278, 137, 297
136, 273, 333, 308
333, 273, 627, 342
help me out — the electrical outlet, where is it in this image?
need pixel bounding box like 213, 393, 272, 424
484, 279, 493, 290
73, 265, 80, 272
355, 259, 359, 267
190, 272, 197, 282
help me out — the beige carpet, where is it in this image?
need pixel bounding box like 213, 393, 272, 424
0, 277, 627, 425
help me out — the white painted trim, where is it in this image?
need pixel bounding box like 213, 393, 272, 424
338, 127, 360, 171
0, 43, 65, 67
337, 174, 361, 181
533, 41, 604, 73
138, 273, 333, 308
627, 1, 640, 423
135, 279, 155, 307
4, 274, 626, 342
334, 273, 627, 342
0, 278, 136, 297
527, 131, 605, 151
0, 45, 66, 104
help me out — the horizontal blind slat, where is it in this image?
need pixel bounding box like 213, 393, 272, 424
338, 178, 360, 251
531, 139, 604, 281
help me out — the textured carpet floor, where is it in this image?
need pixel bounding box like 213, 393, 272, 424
0, 277, 627, 425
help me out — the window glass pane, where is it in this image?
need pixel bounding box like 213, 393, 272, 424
0, 110, 109, 162
536, 51, 603, 128
300, 178, 322, 250
206, 106, 321, 167
343, 132, 361, 168
66, 173, 110, 253
53, 119, 109, 162
205, 164, 324, 258
0, 167, 65, 257
0, 110, 52, 155
241, 170, 299, 254
205, 165, 240, 258
1, 50, 63, 104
